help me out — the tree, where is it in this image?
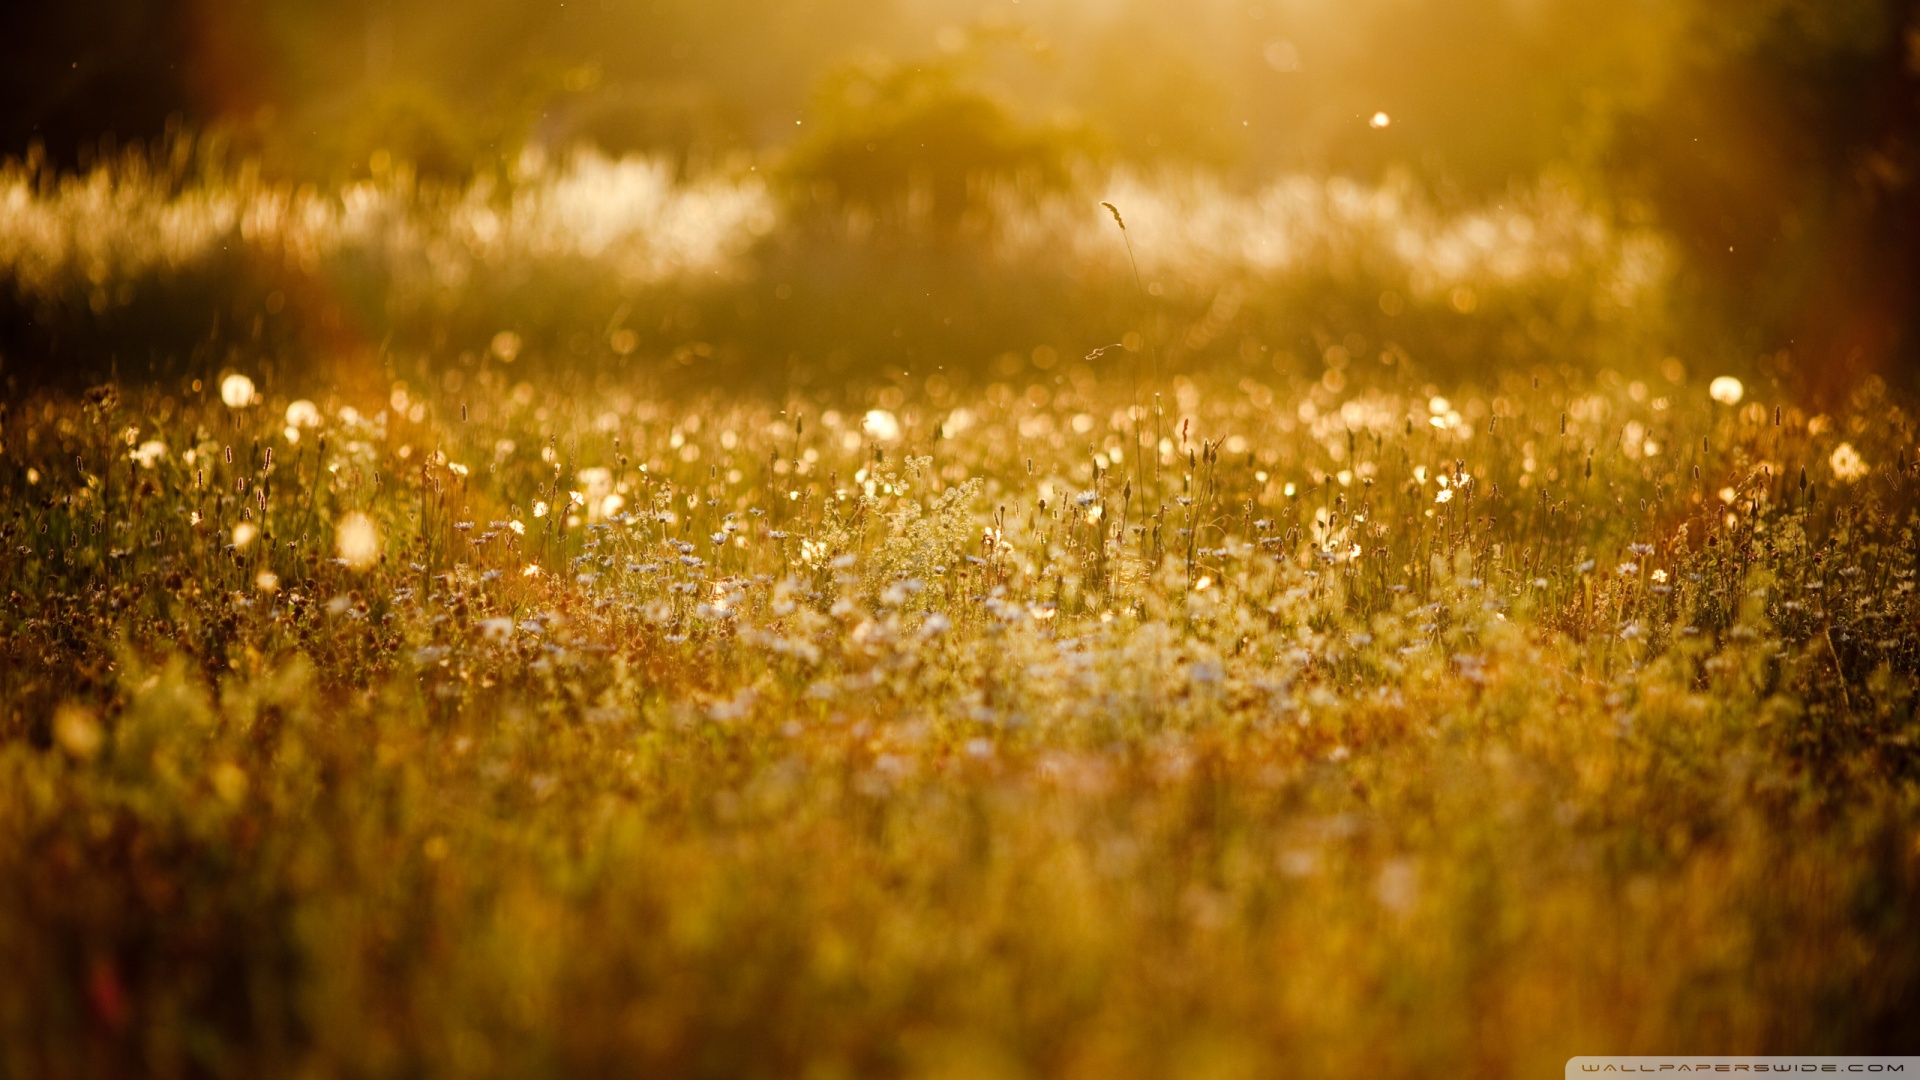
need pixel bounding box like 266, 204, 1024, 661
1605, 0, 1920, 390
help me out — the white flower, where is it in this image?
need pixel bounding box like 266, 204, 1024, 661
285, 399, 322, 428
335, 512, 381, 570
577, 466, 613, 495
1829, 442, 1869, 483
862, 409, 902, 443
220, 373, 256, 409
1709, 376, 1744, 406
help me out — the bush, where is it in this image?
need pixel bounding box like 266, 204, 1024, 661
784, 49, 1086, 236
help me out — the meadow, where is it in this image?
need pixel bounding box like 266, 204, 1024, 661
2, 146, 1919, 1079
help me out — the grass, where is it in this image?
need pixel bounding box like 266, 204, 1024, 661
2, 352, 1918, 1078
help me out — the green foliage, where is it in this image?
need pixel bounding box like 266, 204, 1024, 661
786, 51, 1085, 233
550, 82, 745, 176
317, 82, 487, 182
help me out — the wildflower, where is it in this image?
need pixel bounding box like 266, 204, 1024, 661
219, 373, 256, 409
1829, 442, 1869, 483
509, 520, 526, 535
335, 512, 381, 570
862, 409, 902, 443
256, 570, 280, 592
285, 400, 322, 428
1709, 376, 1744, 405
1435, 488, 1454, 504
131, 440, 167, 468
232, 522, 258, 548
210, 763, 249, 804
533, 501, 549, 518
708, 690, 756, 722
53, 704, 102, 761
1375, 859, 1419, 913
578, 466, 612, 488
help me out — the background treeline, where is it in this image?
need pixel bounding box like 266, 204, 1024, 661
0, 0, 1915, 395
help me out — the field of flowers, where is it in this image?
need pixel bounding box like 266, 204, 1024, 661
4, 354, 1919, 1077
1, 148, 1918, 1078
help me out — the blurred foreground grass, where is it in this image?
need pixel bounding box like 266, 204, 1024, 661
2, 355, 1919, 1077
